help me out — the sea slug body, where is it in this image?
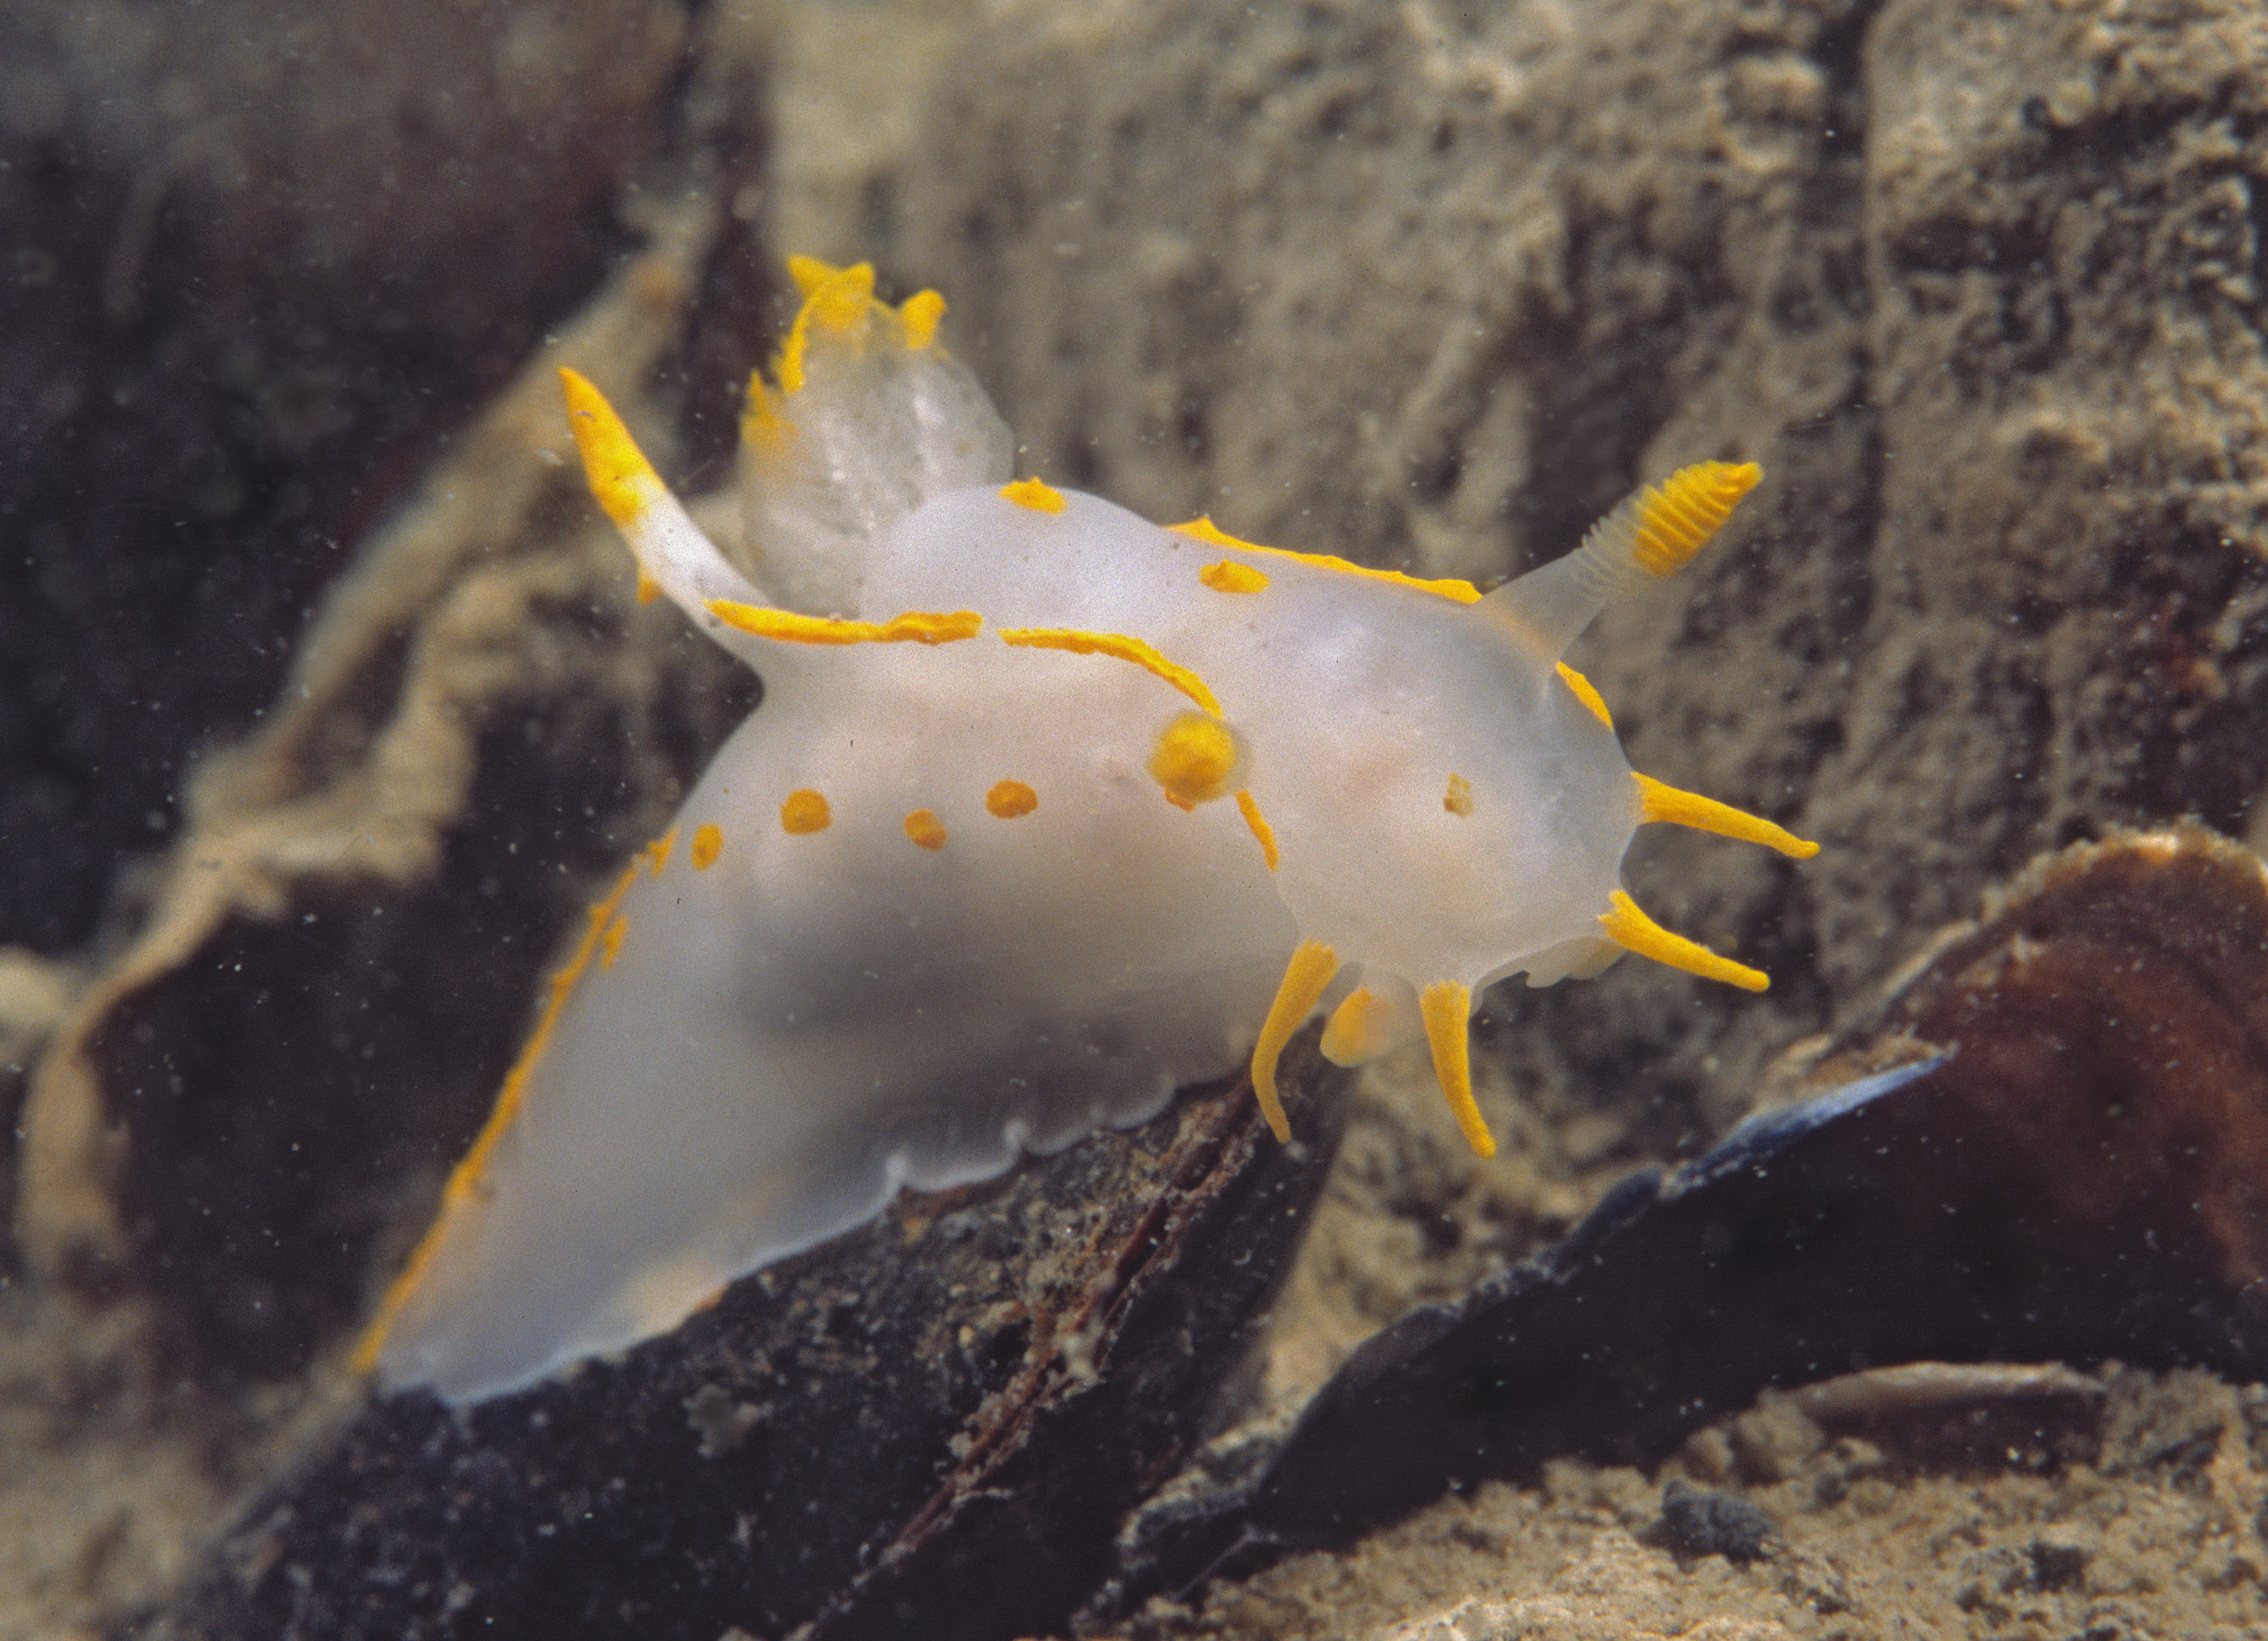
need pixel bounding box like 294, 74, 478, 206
359, 258, 1817, 1403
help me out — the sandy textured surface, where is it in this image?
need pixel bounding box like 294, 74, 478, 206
5, 0, 2268, 1635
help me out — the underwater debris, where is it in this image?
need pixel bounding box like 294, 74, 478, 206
1093, 825, 2268, 1613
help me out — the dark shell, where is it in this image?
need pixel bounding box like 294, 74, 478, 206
140, 1043, 1346, 1641
1096, 826, 2268, 1613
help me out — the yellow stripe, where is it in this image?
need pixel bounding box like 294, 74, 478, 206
997, 626, 1224, 716
1555, 662, 1613, 727
1235, 789, 1280, 871
709, 604, 984, 646
1599, 888, 1768, 992
1633, 772, 1818, 859
353, 858, 646, 1375
1168, 517, 1481, 604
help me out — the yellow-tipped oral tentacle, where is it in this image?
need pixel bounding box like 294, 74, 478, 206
1419, 981, 1494, 1158
1249, 940, 1338, 1143
1633, 773, 1819, 859
1599, 889, 1769, 992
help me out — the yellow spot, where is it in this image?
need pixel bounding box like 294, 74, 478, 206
645, 829, 678, 875
353, 855, 647, 1375
1236, 789, 1280, 871
1599, 888, 1769, 992
776, 261, 877, 394
1320, 987, 1384, 1066
1249, 940, 1338, 1143
1556, 662, 1613, 727
904, 808, 947, 850
998, 626, 1223, 715
1419, 980, 1495, 1158
1443, 774, 1474, 816
710, 604, 984, 647
781, 790, 832, 834
601, 914, 629, 970
1200, 559, 1270, 594
1631, 461, 1761, 578
691, 823, 724, 869
560, 368, 664, 528
986, 780, 1038, 819
1169, 516, 1482, 604
900, 289, 945, 348
740, 375, 797, 457
1001, 476, 1067, 514
636, 573, 663, 606
1148, 712, 1244, 808
1634, 772, 1819, 859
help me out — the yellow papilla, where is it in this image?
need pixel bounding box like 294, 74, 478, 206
1249, 940, 1338, 1143
1599, 889, 1769, 992
1148, 713, 1243, 808
1001, 477, 1067, 514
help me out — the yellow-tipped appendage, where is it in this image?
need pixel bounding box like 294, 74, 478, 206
1248, 940, 1338, 1142
1419, 981, 1494, 1158
1599, 888, 1769, 992
561, 368, 665, 529
1633, 773, 1818, 859
1630, 461, 1761, 577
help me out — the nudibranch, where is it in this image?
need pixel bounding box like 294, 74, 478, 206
360, 257, 1817, 1402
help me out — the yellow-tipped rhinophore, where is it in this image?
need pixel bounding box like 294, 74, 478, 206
1630, 461, 1761, 577
1249, 940, 1338, 1142
1419, 980, 1494, 1158
560, 368, 664, 528
1633, 773, 1818, 859
1599, 889, 1769, 992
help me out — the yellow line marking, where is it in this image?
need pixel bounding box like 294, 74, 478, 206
710, 604, 983, 646
1556, 662, 1613, 727
352, 856, 646, 1375
1168, 517, 1481, 604
1236, 789, 1280, 871
998, 626, 1224, 716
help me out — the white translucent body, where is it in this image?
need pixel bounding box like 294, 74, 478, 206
375, 307, 1655, 1402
